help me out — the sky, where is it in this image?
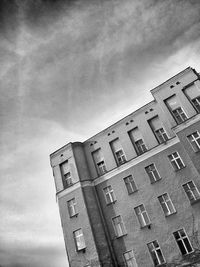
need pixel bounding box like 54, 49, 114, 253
0, 0, 200, 266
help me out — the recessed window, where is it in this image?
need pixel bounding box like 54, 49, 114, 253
182, 181, 200, 204
110, 138, 126, 166
128, 128, 148, 155
173, 229, 193, 255
103, 185, 116, 205
165, 95, 187, 124
147, 240, 165, 266
73, 229, 86, 251
148, 116, 168, 144
60, 161, 73, 188
184, 82, 200, 113
67, 198, 77, 217
187, 131, 200, 152
168, 152, 185, 170
123, 250, 138, 267
158, 193, 176, 216
134, 204, 151, 228
92, 149, 107, 176
145, 163, 161, 183
112, 215, 126, 238
124, 175, 137, 194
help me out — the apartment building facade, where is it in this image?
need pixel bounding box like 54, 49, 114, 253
50, 67, 200, 267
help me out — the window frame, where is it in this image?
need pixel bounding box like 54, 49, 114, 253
67, 198, 78, 218
123, 250, 138, 267
173, 228, 194, 255
134, 204, 151, 228
187, 131, 200, 152
112, 215, 127, 238
103, 185, 116, 205
168, 152, 185, 171
124, 175, 138, 194
145, 163, 161, 184
73, 229, 86, 252
115, 149, 127, 165
182, 180, 200, 204
147, 240, 166, 266
158, 193, 176, 217
134, 138, 148, 155
155, 127, 169, 144
96, 160, 107, 175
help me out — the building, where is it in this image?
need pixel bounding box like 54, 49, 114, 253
50, 67, 200, 267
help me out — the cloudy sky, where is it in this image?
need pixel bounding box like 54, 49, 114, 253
0, 0, 200, 266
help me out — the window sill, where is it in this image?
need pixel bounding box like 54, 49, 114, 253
64, 183, 74, 189
70, 213, 79, 218
77, 247, 86, 253
165, 211, 177, 217
191, 198, 200, 205
115, 233, 127, 239
140, 223, 152, 229
128, 189, 138, 195
174, 165, 186, 172
106, 200, 117, 206
150, 178, 162, 184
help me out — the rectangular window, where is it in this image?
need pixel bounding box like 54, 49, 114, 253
187, 131, 200, 152
60, 161, 73, 188
110, 139, 126, 166
67, 198, 77, 217
148, 116, 168, 144
173, 229, 193, 255
168, 152, 185, 170
103, 185, 116, 204
92, 149, 107, 176
147, 240, 165, 266
182, 181, 200, 204
145, 164, 161, 183
134, 204, 151, 228
184, 82, 200, 112
73, 229, 86, 251
165, 95, 187, 124
112, 215, 126, 237
123, 250, 138, 267
128, 128, 147, 155
158, 193, 176, 216
124, 175, 137, 194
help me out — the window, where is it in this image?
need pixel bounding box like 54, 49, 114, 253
145, 164, 161, 183
103, 185, 116, 204
173, 229, 193, 255
187, 131, 200, 152
67, 198, 77, 217
158, 193, 176, 216
147, 240, 165, 266
165, 95, 187, 124
123, 250, 138, 267
73, 229, 86, 251
124, 175, 137, 194
182, 181, 200, 204
148, 116, 168, 144
92, 149, 107, 176
60, 161, 73, 188
184, 82, 200, 112
112, 215, 126, 237
128, 128, 147, 155
168, 152, 185, 170
110, 139, 126, 166
134, 204, 151, 228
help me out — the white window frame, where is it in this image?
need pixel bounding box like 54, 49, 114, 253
103, 185, 116, 204
155, 128, 168, 143
67, 198, 77, 217
147, 240, 166, 266
64, 172, 73, 187
135, 139, 147, 155
124, 175, 137, 194
172, 107, 187, 124
134, 204, 151, 228
97, 160, 107, 175
182, 180, 200, 204
187, 131, 200, 152
168, 152, 185, 170
115, 149, 126, 165
145, 163, 161, 183
192, 96, 200, 112
123, 250, 138, 267
112, 215, 127, 238
73, 229, 86, 251
173, 228, 193, 255
158, 193, 176, 216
